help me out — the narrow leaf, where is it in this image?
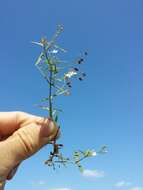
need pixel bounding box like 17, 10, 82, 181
38, 106, 49, 110
31, 41, 44, 47
35, 53, 43, 65
39, 97, 49, 102
55, 115, 58, 123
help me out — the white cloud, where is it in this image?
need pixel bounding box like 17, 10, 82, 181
130, 187, 143, 190
30, 180, 46, 186
30, 180, 71, 190
115, 180, 131, 188
82, 169, 105, 178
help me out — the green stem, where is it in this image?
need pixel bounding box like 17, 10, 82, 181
49, 66, 53, 119
75, 155, 88, 164
43, 45, 53, 119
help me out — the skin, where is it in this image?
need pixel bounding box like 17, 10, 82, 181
0, 111, 58, 190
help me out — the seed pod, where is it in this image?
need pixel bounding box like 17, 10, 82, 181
66, 81, 72, 88
79, 77, 83, 81
78, 58, 84, 64
58, 144, 64, 147
82, 73, 86, 77
66, 82, 71, 86
74, 67, 79, 71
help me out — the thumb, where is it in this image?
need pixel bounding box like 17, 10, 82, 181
0, 120, 58, 182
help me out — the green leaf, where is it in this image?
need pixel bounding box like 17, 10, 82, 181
74, 151, 80, 157
55, 78, 64, 82
53, 94, 58, 97
83, 150, 91, 157
39, 97, 49, 102
31, 41, 43, 47
45, 58, 51, 65
55, 115, 58, 123
37, 106, 49, 110
35, 53, 43, 65
54, 108, 63, 112
56, 89, 69, 96
49, 65, 58, 74
76, 164, 84, 173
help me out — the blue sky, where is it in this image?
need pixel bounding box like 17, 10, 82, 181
0, 0, 143, 190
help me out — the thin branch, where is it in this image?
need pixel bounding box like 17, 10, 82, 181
75, 155, 88, 164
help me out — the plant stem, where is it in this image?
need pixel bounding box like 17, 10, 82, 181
49, 65, 53, 119
43, 45, 53, 119
75, 155, 88, 164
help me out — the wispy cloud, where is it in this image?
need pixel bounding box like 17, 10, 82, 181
30, 180, 71, 190
115, 180, 143, 190
30, 180, 46, 186
38, 180, 46, 185
82, 169, 105, 178
130, 187, 143, 190
115, 180, 131, 188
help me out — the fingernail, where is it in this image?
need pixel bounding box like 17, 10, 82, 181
39, 120, 57, 138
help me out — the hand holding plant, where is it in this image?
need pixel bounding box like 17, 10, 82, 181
0, 25, 107, 190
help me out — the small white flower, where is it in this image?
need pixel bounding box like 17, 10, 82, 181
64, 71, 77, 78
85, 150, 97, 157
51, 49, 58, 54
91, 151, 97, 156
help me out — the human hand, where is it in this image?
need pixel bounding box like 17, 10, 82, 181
0, 111, 58, 189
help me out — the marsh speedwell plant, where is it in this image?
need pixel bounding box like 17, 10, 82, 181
32, 25, 107, 172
